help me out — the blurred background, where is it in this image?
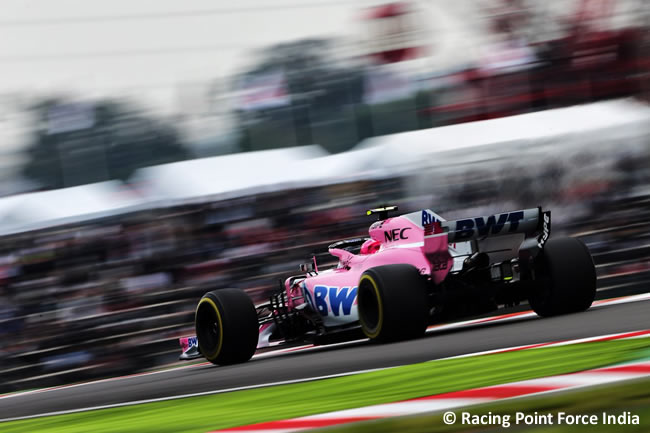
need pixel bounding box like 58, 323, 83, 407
0, 0, 649, 393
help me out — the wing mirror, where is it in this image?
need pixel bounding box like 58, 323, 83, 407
300, 256, 319, 273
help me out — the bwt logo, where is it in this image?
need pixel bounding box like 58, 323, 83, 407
455, 211, 525, 240
421, 211, 438, 226
538, 212, 550, 248
384, 227, 410, 242
313, 286, 357, 316
422, 211, 442, 235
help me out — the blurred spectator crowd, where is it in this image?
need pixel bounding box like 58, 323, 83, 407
2, 149, 650, 393
0, 0, 649, 395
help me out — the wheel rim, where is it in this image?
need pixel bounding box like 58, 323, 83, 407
358, 275, 382, 338
196, 300, 223, 359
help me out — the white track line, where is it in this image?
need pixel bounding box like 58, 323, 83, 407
1, 328, 648, 422
211, 360, 650, 433
0, 367, 390, 422
1, 292, 648, 404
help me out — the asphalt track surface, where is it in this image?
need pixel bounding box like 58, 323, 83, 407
1, 298, 649, 420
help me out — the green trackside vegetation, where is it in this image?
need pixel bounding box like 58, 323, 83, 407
324, 377, 650, 433
2, 338, 649, 433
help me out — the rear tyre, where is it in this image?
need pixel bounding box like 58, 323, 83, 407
529, 237, 596, 317
195, 288, 259, 365
358, 264, 430, 342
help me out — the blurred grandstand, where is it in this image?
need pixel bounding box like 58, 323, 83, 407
0, 0, 649, 393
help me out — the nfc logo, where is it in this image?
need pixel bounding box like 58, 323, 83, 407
384, 228, 410, 242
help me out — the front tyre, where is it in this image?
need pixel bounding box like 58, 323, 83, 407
529, 237, 596, 317
195, 288, 259, 365
358, 264, 430, 342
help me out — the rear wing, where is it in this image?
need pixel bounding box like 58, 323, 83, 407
438, 207, 550, 248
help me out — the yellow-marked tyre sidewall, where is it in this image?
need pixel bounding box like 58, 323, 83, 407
196, 297, 224, 361
195, 288, 259, 365
358, 265, 430, 343
359, 274, 383, 339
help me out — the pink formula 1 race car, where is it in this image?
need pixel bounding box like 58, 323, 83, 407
184, 205, 596, 365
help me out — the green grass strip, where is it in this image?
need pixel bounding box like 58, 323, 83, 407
2, 338, 649, 433
323, 377, 650, 433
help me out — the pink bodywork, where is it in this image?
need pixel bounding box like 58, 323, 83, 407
182, 211, 457, 352
284, 212, 453, 327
